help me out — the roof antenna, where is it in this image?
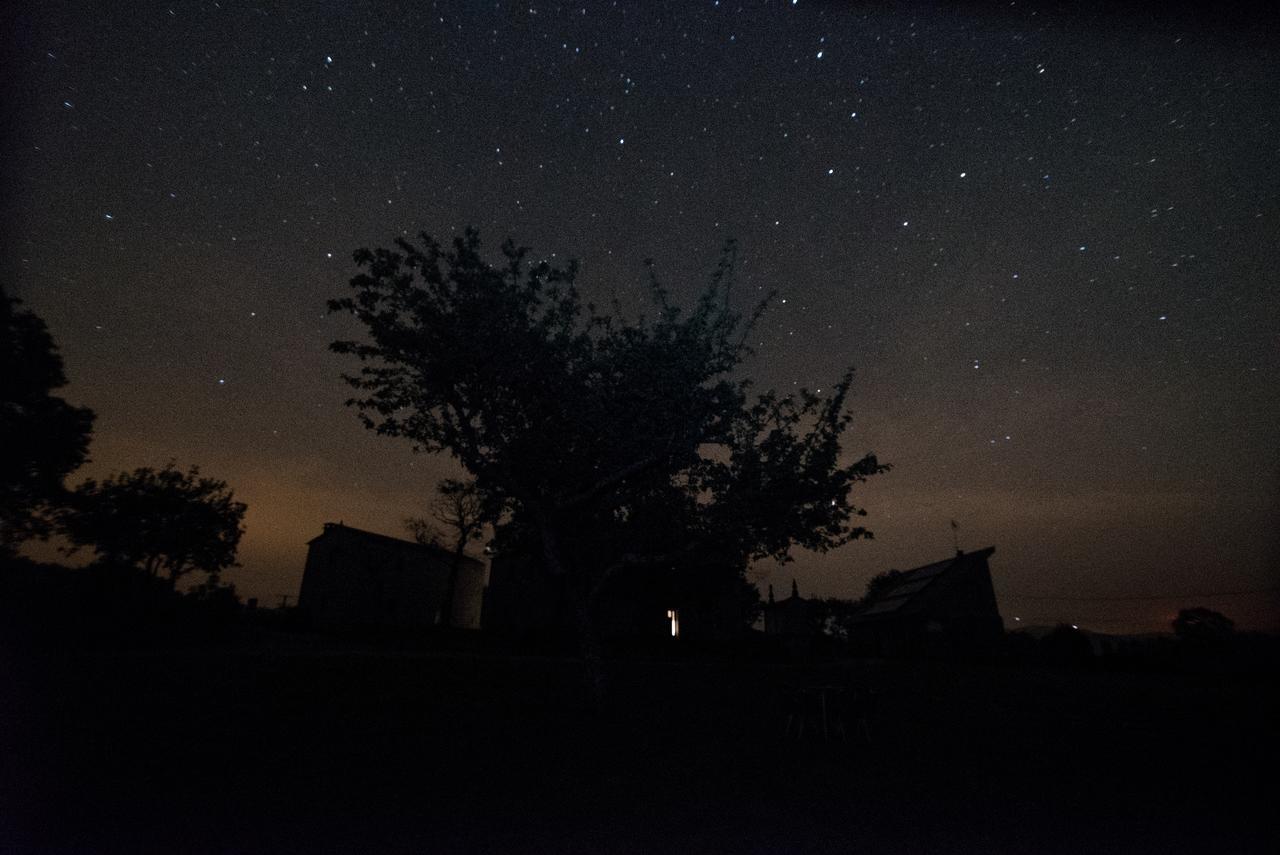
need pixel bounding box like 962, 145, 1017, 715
950, 518, 961, 553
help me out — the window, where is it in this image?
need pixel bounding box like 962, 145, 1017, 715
667, 609, 680, 638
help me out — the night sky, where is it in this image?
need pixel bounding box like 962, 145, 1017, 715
6, 2, 1278, 632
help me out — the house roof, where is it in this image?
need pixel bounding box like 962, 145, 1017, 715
856, 547, 995, 619
308, 522, 484, 569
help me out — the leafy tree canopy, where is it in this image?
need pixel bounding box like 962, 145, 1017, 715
62, 463, 247, 587
861, 568, 909, 605
1172, 607, 1235, 643
0, 285, 95, 554
329, 228, 887, 610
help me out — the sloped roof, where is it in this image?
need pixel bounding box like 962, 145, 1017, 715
308, 522, 484, 569
856, 547, 995, 619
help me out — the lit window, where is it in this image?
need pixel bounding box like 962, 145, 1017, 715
667, 609, 680, 638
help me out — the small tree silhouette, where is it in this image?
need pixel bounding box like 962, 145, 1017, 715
1040, 624, 1094, 667
404, 477, 492, 627
1172, 607, 1235, 644
861, 568, 908, 605
62, 463, 247, 589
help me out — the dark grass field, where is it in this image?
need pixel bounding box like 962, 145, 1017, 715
3, 630, 1276, 854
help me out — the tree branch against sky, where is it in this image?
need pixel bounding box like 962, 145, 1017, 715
404, 477, 492, 627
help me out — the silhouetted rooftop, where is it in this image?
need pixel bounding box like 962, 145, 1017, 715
858, 547, 996, 618
308, 521, 484, 568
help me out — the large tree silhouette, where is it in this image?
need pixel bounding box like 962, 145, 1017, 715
61, 463, 247, 588
329, 228, 887, 677
0, 285, 95, 555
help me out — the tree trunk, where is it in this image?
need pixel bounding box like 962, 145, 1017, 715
579, 575, 616, 714
439, 540, 466, 628
538, 517, 609, 713
563, 579, 606, 712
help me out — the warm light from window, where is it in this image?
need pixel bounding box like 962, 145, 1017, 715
667, 608, 679, 638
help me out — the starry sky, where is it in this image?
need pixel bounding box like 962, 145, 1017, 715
5, 1, 1278, 632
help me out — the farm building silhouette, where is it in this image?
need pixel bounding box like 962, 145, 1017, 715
298, 522, 485, 632
848, 547, 1003, 655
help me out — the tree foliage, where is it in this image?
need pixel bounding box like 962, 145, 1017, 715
0, 285, 95, 554
861, 568, 909, 605
62, 463, 247, 587
1172, 607, 1235, 644
329, 228, 887, 635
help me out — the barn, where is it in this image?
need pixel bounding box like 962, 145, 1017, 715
848, 547, 1004, 655
298, 522, 486, 632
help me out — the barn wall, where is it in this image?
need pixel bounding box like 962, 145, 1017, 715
300, 526, 486, 632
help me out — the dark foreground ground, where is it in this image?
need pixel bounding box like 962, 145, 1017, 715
2, 630, 1276, 854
